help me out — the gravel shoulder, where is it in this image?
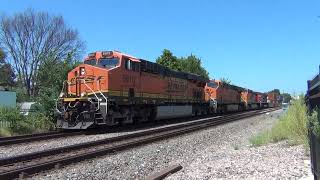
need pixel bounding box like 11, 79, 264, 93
0, 132, 128, 159
29, 109, 311, 180
168, 141, 310, 180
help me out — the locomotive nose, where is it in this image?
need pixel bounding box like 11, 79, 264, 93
67, 64, 108, 97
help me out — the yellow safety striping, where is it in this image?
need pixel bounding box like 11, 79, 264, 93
66, 89, 200, 102
63, 97, 88, 102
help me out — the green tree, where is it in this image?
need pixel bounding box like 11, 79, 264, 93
36, 52, 80, 119
156, 49, 181, 71
156, 49, 209, 79
0, 49, 15, 88
179, 54, 209, 79
270, 89, 281, 95
220, 77, 231, 85
0, 9, 85, 97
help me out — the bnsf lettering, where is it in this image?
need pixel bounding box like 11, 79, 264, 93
167, 79, 187, 92
122, 75, 136, 84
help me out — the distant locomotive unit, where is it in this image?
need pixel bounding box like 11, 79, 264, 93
56, 50, 280, 129
267, 91, 281, 107
205, 80, 269, 113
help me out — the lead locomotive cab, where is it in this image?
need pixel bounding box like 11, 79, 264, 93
56, 50, 209, 129
56, 51, 139, 129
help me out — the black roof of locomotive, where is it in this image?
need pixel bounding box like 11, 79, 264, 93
139, 59, 208, 83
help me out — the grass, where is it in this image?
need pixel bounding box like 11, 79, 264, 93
0, 127, 12, 136
233, 144, 240, 150
250, 96, 309, 147
249, 131, 271, 147
0, 107, 54, 136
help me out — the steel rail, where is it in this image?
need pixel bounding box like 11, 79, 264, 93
0, 108, 275, 166
0, 131, 83, 146
0, 108, 279, 179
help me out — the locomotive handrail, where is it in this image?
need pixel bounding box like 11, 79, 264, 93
97, 80, 108, 116
79, 79, 100, 111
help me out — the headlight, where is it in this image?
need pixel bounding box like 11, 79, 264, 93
81, 92, 86, 97
80, 67, 85, 75
59, 92, 64, 98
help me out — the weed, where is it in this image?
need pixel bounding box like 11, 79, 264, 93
233, 144, 240, 150
250, 96, 309, 147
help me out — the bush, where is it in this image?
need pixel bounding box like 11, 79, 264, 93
0, 107, 25, 125
0, 107, 54, 136
26, 113, 55, 133
250, 96, 308, 147
309, 109, 320, 138
36, 87, 59, 120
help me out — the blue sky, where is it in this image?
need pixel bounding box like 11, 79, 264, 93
1, 0, 319, 94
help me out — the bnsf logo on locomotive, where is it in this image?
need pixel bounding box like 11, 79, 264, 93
167, 78, 188, 92
122, 74, 136, 84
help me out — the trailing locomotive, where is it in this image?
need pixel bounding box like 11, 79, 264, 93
205, 80, 244, 113
56, 51, 210, 129
204, 80, 269, 113
56, 50, 278, 129
267, 91, 281, 107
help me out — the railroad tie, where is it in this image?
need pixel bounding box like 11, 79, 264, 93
144, 164, 183, 180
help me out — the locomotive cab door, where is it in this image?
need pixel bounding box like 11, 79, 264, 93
123, 57, 141, 101
129, 88, 135, 98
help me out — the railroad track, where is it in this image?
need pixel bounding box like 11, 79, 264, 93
0, 108, 279, 179
0, 131, 83, 146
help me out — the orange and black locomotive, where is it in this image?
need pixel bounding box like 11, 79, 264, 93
56, 50, 280, 129
56, 51, 209, 129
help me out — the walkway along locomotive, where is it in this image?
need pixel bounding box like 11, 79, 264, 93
56, 51, 277, 129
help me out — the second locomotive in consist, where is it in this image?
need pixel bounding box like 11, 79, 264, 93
56, 50, 279, 129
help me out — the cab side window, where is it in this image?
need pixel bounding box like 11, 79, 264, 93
124, 58, 131, 70
124, 58, 140, 72
132, 62, 140, 72
207, 82, 218, 88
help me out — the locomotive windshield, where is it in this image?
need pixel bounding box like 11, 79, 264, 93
84, 59, 97, 65
98, 58, 119, 68
207, 82, 218, 88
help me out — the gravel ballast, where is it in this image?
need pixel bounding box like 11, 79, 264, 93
29, 109, 311, 180
0, 132, 128, 159
0, 117, 214, 158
